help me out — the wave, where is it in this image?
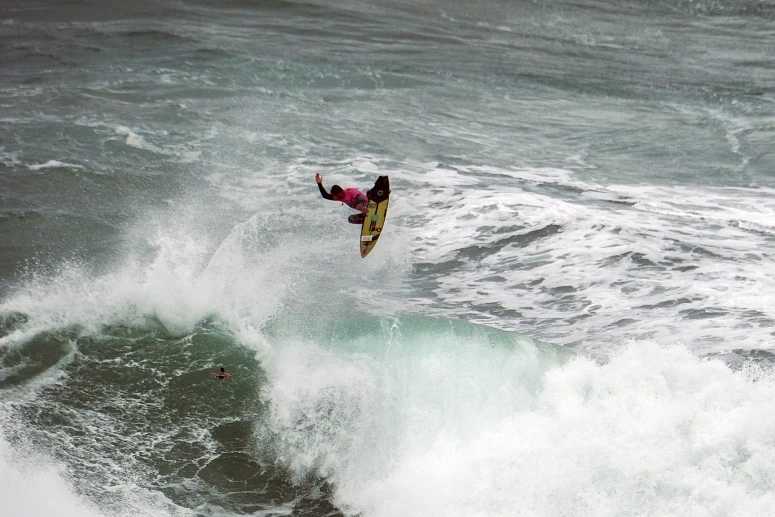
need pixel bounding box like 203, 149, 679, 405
3, 293, 775, 517
0, 308, 571, 515
256, 317, 775, 517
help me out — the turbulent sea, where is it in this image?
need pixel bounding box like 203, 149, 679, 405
2, 0, 775, 515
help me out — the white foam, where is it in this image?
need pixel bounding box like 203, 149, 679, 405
262, 338, 775, 517
26, 160, 84, 171
115, 125, 167, 154
0, 231, 217, 344
0, 424, 192, 517
0, 147, 22, 167
384, 163, 775, 354
0, 201, 369, 346
0, 429, 105, 517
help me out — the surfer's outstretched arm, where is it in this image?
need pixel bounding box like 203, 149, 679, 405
316, 173, 334, 200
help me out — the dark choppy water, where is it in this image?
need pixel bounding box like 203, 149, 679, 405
2, 0, 775, 515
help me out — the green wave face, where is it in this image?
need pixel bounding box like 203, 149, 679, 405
256, 315, 574, 491
261, 313, 572, 368
0, 311, 572, 514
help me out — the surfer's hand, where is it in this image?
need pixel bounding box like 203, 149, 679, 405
315, 173, 322, 184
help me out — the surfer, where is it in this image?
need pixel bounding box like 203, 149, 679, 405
316, 173, 369, 224
211, 367, 231, 380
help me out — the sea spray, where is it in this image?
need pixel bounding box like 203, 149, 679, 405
259, 325, 775, 517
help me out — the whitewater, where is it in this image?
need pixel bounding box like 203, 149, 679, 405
2, 0, 775, 515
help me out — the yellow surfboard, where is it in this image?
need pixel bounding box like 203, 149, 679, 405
360, 175, 390, 258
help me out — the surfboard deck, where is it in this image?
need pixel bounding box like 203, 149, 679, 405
360, 175, 390, 258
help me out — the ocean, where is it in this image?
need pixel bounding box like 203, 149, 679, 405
2, 0, 775, 515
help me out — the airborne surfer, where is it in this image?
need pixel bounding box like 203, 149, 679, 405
315, 173, 369, 224
316, 173, 391, 257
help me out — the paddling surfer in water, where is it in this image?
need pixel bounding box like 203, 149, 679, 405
211, 367, 231, 380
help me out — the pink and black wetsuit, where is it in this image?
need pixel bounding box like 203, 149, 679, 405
318, 183, 369, 213
340, 188, 369, 213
